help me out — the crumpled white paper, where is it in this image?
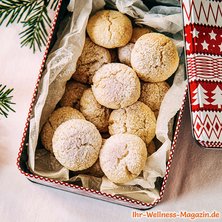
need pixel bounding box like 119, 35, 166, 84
34, 149, 69, 181
138, 6, 182, 34
107, 0, 182, 34
156, 0, 180, 6
28, 0, 187, 203
100, 177, 160, 203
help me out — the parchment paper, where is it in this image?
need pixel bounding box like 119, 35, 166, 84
28, 0, 186, 203
106, 0, 183, 34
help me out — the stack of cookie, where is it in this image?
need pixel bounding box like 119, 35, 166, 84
40, 10, 179, 184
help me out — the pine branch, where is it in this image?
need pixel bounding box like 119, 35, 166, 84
0, 84, 15, 118
0, 0, 33, 26
50, 0, 59, 11
20, 1, 51, 52
0, 0, 59, 52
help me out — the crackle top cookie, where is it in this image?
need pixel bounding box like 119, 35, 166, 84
52, 119, 102, 171
87, 10, 133, 48
131, 33, 179, 82
72, 38, 111, 84
92, 63, 141, 109
99, 134, 147, 183
109, 101, 156, 145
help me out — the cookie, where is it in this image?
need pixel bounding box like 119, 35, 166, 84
109, 101, 156, 145
87, 10, 133, 48
118, 43, 134, 66
99, 134, 147, 183
80, 88, 111, 132
131, 33, 179, 82
40, 107, 85, 152
72, 38, 111, 84
92, 63, 141, 109
130, 27, 152, 43
139, 82, 170, 113
59, 80, 87, 109
52, 119, 102, 171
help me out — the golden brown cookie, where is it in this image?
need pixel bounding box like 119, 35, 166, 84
109, 101, 156, 145
131, 33, 179, 82
81, 159, 104, 178
72, 38, 111, 84
139, 82, 170, 113
80, 88, 111, 132
59, 80, 87, 109
130, 27, 152, 43
40, 107, 85, 152
87, 10, 133, 48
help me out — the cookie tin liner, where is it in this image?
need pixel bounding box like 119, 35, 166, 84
182, 0, 222, 149
17, 0, 187, 209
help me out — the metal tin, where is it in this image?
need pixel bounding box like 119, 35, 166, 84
17, 0, 188, 209
182, 0, 222, 149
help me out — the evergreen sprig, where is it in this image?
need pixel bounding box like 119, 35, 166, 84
0, 84, 15, 118
0, 0, 59, 52
19, 1, 51, 52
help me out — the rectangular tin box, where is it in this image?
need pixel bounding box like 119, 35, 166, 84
17, 0, 222, 209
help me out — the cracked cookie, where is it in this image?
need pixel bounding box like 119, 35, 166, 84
80, 88, 111, 132
72, 38, 111, 84
87, 10, 133, 48
40, 107, 85, 152
99, 134, 147, 183
118, 43, 134, 66
59, 80, 87, 109
92, 63, 141, 109
131, 33, 179, 82
52, 119, 102, 171
109, 101, 156, 145
139, 81, 170, 114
